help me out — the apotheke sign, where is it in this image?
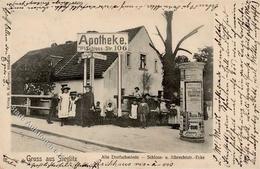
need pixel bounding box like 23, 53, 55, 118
77, 33, 128, 52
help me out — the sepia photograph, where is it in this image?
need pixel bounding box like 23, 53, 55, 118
9, 6, 214, 154
1, 0, 260, 169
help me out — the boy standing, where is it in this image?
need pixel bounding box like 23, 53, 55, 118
105, 102, 114, 124
138, 97, 149, 128
95, 101, 102, 125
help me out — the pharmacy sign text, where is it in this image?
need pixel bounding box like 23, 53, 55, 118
77, 33, 128, 52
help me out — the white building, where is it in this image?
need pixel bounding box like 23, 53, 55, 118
12, 26, 163, 110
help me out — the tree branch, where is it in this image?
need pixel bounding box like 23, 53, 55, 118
155, 26, 166, 48
161, 13, 166, 18
177, 48, 192, 55
173, 25, 204, 56
149, 43, 163, 62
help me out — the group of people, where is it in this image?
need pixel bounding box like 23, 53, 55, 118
128, 90, 180, 129
47, 84, 95, 127
47, 84, 123, 127
47, 84, 180, 128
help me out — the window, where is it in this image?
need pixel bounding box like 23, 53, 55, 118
139, 54, 146, 69
126, 53, 131, 67
154, 59, 158, 73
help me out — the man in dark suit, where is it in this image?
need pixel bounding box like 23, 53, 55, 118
47, 93, 59, 124
81, 85, 95, 127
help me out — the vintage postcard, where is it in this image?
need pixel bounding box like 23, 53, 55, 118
0, 0, 259, 168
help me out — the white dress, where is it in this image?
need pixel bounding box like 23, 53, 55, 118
68, 98, 78, 117
58, 93, 70, 118
129, 104, 138, 119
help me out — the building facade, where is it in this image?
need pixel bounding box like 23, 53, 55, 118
12, 26, 163, 111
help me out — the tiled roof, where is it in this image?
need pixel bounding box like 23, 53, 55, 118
12, 26, 144, 81
54, 51, 118, 80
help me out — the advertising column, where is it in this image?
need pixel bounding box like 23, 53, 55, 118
179, 62, 205, 142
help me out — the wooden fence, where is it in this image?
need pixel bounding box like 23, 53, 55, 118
11, 94, 52, 116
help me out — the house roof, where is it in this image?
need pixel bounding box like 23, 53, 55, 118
12, 26, 144, 81
119, 26, 143, 42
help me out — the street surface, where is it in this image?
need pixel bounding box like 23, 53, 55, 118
12, 116, 213, 153
12, 127, 120, 153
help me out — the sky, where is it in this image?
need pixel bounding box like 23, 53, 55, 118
10, 7, 213, 64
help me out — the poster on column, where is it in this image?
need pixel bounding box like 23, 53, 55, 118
0, 0, 259, 169
185, 82, 202, 113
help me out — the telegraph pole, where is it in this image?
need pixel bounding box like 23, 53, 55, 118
90, 53, 95, 91
117, 52, 122, 117
82, 52, 88, 93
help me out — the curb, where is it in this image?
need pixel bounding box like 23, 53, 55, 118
12, 124, 144, 153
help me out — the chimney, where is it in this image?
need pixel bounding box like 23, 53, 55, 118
65, 40, 73, 44
51, 43, 58, 48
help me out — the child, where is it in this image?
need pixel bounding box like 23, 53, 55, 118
138, 97, 149, 128
75, 93, 82, 125
129, 100, 138, 127
68, 91, 78, 118
95, 101, 102, 124
105, 102, 114, 124
168, 103, 178, 128
58, 85, 71, 126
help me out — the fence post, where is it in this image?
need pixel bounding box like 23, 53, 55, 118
26, 97, 31, 116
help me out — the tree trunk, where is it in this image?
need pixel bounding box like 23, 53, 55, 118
165, 11, 173, 55
162, 54, 180, 100
150, 11, 203, 101
162, 11, 177, 100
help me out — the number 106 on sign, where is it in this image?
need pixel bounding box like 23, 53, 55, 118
106, 45, 127, 51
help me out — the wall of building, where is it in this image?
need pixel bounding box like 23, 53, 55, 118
53, 27, 163, 111
122, 27, 163, 96
54, 79, 105, 107
102, 58, 119, 108
102, 27, 163, 107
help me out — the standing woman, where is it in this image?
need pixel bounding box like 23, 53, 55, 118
58, 85, 71, 126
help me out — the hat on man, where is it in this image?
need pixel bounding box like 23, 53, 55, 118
144, 93, 150, 98
61, 84, 70, 91
83, 82, 92, 88
83, 84, 92, 89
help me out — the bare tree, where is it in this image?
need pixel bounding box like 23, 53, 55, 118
140, 71, 152, 95
150, 11, 204, 100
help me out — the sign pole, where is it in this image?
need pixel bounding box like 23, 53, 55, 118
117, 52, 122, 117
90, 52, 95, 91
83, 53, 88, 93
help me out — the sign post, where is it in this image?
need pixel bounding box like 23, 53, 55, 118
117, 53, 122, 117
90, 53, 95, 90
82, 52, 89, 93
77, 33, 128, 116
